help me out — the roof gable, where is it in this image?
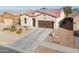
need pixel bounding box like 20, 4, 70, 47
34, 8, 63, 17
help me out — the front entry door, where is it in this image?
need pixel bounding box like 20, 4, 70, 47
33, 18, 35, 26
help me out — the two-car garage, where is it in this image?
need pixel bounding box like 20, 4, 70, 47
33, 19, 54, 29
38, 21, 54, 29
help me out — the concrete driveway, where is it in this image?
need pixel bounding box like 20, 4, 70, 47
1, 28, 52, 52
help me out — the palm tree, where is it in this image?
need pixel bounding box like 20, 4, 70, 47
63, 6, 73, 16
73, 8, 79, 13
63, 6, 73, 21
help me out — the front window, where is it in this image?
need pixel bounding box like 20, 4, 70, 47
24, 18, 27, 24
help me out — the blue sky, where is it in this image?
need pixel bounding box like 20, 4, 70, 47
0, 6, 64, 10
0, 6, 78, 10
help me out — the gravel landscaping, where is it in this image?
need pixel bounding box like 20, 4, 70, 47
0, 25, 32, 42
45, 28, 75, 48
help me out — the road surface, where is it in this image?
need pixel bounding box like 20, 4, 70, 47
0, 45, 20, 53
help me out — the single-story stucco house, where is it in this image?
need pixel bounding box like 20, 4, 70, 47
18, 8, 66, 29
0, 8, 66, 29
32, 8, 65, 29
0, 10, 33, 28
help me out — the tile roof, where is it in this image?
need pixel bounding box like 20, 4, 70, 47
0, 10, 34, 17
35, 8, 63, 17
0, 8, 63, 17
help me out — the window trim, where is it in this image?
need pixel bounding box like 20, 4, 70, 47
24, 18, 27, 24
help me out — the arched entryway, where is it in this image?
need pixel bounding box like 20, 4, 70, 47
59, 17, 73, 30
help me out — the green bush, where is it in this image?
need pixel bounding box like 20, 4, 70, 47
16, 29, 22, 34
3, 28, 10, 31
10, 25, 17, 32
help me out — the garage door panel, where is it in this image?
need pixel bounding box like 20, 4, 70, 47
38, 21, 53, 29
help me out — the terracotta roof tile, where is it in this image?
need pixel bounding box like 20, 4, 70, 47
0, 10, 34, 16
0, 8, 63, 17
35, 8, 63, 17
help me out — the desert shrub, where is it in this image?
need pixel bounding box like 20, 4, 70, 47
26, 28, 28, 30
10, 25, 17, 32
24, 26, 27, 28
3, 28, 10, 31
16, 29, 22, 34
26, 26, 31, 30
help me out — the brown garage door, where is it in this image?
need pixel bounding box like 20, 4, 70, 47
38, 21, 54, 29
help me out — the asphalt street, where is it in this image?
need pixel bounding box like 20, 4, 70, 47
0, 45, 20, 53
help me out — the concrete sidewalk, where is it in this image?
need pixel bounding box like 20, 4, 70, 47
0, 45, 20, 53
39, 41, 79, 53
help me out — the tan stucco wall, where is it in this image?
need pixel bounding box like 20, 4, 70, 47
73, 17, 79, 49
0, 16, 3, 23
35, 14, 56, 21
2, 13, 14, 26
54, 10, 65, 29
74, 17, 79, 31
4, 19, 13, 26
20, 15, 33, 26
0, 14, 14, 28
13, 16, 20, 25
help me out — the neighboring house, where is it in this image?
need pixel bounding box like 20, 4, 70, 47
0, 9, 66, 29
0, 10, 33, 27
0, 12, 14, 28
69, 13, 79, 49
2, 12, 14, 25
0, 12, 20, 27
